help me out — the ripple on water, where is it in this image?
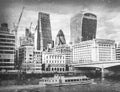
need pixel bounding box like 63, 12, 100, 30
5, 79, 120, 92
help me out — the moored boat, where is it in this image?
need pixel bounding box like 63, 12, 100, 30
39, 74, 94, 87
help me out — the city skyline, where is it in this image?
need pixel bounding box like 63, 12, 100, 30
0, 0, 120, 44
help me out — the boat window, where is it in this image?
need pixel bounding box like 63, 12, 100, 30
68, 80, 70, 82
82, 79, 85, 81
74, 79, 77, 81
76, 79, 79, 81
65, 80, 67, 82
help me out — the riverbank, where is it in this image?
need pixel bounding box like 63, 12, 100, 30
0, 84, 45, 91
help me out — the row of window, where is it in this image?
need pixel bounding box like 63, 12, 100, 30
0, 59, 12, 62
0, 63, 14, 66
0, 51, 15, 54
65, 78, 88, 82
46, 55, 65, 59
0, 35, 15, 39
45, 67, 65, 71
0, 43, 15, 46
99, 44, 111, 47
0, 39, 15, 42
74, 44, 92, 48
46, 60, 65, 64
0, 47, 14, 50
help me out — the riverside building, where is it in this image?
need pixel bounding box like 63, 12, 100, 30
116, 43, 120, 60
72, 39, 116, 64
42, 44, 73, 72
33, 50, 42, 73
19, 45, 34, 73
0, 23, 15, 72
42, 51, 66, 73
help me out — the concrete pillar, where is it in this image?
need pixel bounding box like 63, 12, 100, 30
101, 67, 105, 80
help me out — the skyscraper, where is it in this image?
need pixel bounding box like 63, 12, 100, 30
70, 12, 97, 44
36, 12, 52, 51
0, 23, 15, 72
55, 29, 66, 46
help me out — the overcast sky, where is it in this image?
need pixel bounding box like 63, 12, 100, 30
0, 0, 120, 43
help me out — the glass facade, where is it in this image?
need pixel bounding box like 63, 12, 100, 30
70, 12, 97, 44
37, 12, 52, 51
0, 24, 15, 71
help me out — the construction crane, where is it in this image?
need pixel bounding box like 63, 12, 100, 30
15, 7, 25, 49
29, 22, 32, 32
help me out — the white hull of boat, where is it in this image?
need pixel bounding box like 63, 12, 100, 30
46, 80, 93, 87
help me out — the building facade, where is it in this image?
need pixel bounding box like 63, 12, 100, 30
35, 12, 52, 51
55, 45, 73, 65
33, 50, 42, 73
70, 12, 97, 44
42, 44, 73, 72
72, 39, 116, 64
42, 52, 66, 73
20, 28, 34, 46
19, 45, 34, 73
116, 43, 120, 60
0, 23, 15, 72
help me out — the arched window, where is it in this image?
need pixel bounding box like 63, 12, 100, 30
57, 68, 59, 71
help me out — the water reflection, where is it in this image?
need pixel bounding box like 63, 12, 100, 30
17, 78, 120, 92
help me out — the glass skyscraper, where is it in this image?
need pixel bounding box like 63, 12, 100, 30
70, 12, 97, 44
36, 12, 52, 51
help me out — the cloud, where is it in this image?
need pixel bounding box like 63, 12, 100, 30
0, 0, 120, 44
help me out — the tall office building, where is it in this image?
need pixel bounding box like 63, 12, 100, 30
36, 12, 52, 51
70, 12, 97, 44
55, 29, 66, 46
0, 23, 15, 72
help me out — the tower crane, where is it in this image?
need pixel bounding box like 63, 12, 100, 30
14, 7, 25, 49
29, 22, 32, 32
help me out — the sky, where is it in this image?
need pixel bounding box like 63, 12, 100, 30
0, 0, 120, 44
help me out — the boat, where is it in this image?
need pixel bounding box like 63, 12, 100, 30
39, 74, 94, 87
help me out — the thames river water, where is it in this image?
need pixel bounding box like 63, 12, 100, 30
7, 78, 120, 92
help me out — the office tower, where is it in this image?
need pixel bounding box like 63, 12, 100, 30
36, 12, 52, 51
0, 23, 15, 72
70, 12, 97, 44
72, 39, 116, 64
55, 29, 66, 46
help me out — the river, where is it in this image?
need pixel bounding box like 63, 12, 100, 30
4, 78, 120, 92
